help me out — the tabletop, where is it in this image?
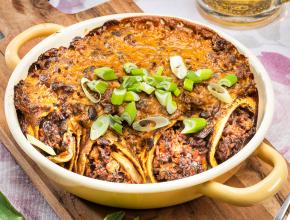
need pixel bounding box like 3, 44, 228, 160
0, 0, 289, 219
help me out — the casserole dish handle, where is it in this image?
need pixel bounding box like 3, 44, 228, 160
197, 142, 288, 206
5, 23, 64, 70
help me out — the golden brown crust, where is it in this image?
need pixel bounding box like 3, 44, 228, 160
14, 16, 257, 183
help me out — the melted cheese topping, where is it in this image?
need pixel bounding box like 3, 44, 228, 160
14, 17, 257, 183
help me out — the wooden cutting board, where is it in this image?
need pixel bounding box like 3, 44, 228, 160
0, 0, 289, 219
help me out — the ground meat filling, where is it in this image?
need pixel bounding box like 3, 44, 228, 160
39, 120, 62, 150
215, 107, 255, 163
153, 122, 208, 181
85, 145, 134, 183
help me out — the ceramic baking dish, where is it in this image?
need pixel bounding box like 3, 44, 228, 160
4, 13, 288, 208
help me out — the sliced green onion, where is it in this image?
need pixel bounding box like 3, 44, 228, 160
90, 115, 110, 140
94, 67, 117, 80
170, 55, 187, 79
155, 66, 164, 75
132, 116, 170, 132
108, 114, 124, 134
208, 83, 233, 104
123, 62, 138, 74
156, 81, 177, 92
109, 114, 123, 124
27, 134, 56, 156
121, 102, 137, 125
131, 68, 148, 76
152, 75, 172, 83
218, 74, 238, 87
181, 118, 207, 134
124, 91, 140, 101
186, 70, 201, 83
122, 76, 143, 88
127, 82, 142, 92
186, 69, 213, 83
81, 78, 101, 103
143, 76, 157, 86
155, 90, 177, 114
183, 78, 194, 91
195, 69, 213, 81
110, 122, 123, 134
87, 80, 108, 94
111, 88, 126, 105
166, 93, 177, 114
155, 90, 170, 106
173, 87, 181, 97
140, 82, 155, 95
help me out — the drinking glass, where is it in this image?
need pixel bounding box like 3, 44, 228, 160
197, 0, 289, 26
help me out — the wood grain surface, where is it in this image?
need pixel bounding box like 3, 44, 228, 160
0, 0, 289, 219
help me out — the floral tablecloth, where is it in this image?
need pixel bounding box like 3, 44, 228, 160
1, 0, 289, 219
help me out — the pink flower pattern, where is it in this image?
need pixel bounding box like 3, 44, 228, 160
258, 52, 290, 162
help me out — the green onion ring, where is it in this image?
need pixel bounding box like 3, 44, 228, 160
140, 82, 155, 95
90, 115, 110, 140
94, 67, 117, 80
166, 93, 177, 114
109, 114, 123, 124
186, 70, 201, 83
127, 82, 142, 93
110, 122, 123, 134
155, 66, 164, 75
208, 83, 233, 104
131, 68, 148, 76
152, 75, 172, 83
124, 91, 140, 102
111, 88, 127, 105
183, 78, 194, 91
122, 76, 143, 88
81, 77, 101, 103
143, 75, 157, 86
87, 80, 108, 94
173, 87, 181, 97
195, 69, 213, 81
156, 81, 177, 92
121, 102, 137, 125
170, 55, 187, 79
132, 116, 170, 132
181, 118, 207, 134
155, 89, 170, 106
123, 62, 138, 74
218, 74, 238, 87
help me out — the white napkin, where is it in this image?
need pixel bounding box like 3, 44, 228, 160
49, 0, 108, 14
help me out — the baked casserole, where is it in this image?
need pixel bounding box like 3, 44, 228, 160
14, 17, 258, 183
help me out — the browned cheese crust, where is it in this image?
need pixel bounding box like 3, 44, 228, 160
14, 16, 257, 183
